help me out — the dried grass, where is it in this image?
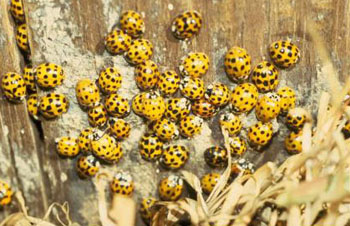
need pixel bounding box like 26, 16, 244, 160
152, 17, 350, 226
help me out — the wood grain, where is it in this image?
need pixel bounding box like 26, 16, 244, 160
1, 0, 349, 225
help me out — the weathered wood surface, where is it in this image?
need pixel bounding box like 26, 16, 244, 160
0, 0, 350, 225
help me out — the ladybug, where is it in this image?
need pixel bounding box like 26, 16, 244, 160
35, 63, 65, 89
97, 67, 122, 94
132, 92, 147, 116
200, 173, 220, 194
39, 93, 69, 119
251, 61, 279, 93
153, 118, 179, 141
104, 93, 130, 118
0, 181, 13, 206
286, 107, 310, 131
224, 47, 251, 82
342, 121, 350, 139
231, 158, 255, 176
158, 175, 183, 201
191, 98, 218, 119
179, 52, 209, 78
219, 113, 242, 137
55, 136, 80, 157
204, 82, 230, 107
88, 104, 108, 127
120, 10, 145, 38
10, 0, 25, 23
247, 121, 273, 147
228, 137, 247, 156
76, 155, 100, 178
139, 134, 163, 161
76, 79, 100, 108
285, 130, 303, 154
204, 146, 228, 168
255, 93, 281, 122
125, 39, 153, 65
27, 94, 39, 120
23, 65, 36, 92
160, 145, 189, 170
277, 86, 296, 114
110, 171, 134, 196
142, 92, 166, 121
1, 72, 26, 102
164, 97, 191, 122
171, 10, 202, 40
179, 115, 203, 138
78, 127, 94, 154
105, 29, 132, 54
135, 60, 159, 90
269, 40, 300, 68
91, 131, 123, 163
140, 197, 157, 224
157, 70, 180, 96
230, 83, 258, 113
16, 24, 29, 52
109, 118, 131, 140
179, 77, 205, 100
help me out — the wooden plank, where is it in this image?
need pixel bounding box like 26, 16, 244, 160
5, 0, 350, 224
0, 0, 47, 219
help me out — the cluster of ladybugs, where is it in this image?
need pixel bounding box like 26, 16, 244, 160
0, 2, 316, 224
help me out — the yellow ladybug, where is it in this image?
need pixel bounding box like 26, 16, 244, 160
342, 120, 350, 139
105, 93, 130, 118
204, 82, 230, 107
171, 10, 202, 40
139, 134, 163, 161
153, 118, 179, 141
105, 29, 132, 54
191, 98, 218, 119
285, 130, 303, 154
179, 77, 205, 100
88, 104, 108, 127
251, 61, 279, 93
201, 173, 220, 194
179, 115, 203, 138
157, 70, 180, 96
77, 127, 94, 154
23, 65, 36, 92
35, 63, 65, 89
230, 83, 258, 113
286, 107, 310, 131
160, 145, 189, 170
269, 40, 300, 68
132, 92, 147, 116
164, 97, 191, 122
97, 67, 122, 94
158, 175, 183, 201
91, 131, 123, 163
109, 118, 131, 140
16, 24, 29, 52
1, 72, 26, 102
247, 121, 273, 147
55, 136, 80, 157
76, 155, 100, 178
120, 10, 145, 38
140, 197, 157, 224
204, 146, 228, 168
228, 136, 247, 156
10, 0, 25, 23
135, 60, 159, 90
142, 92, 166, 121
76, 79, 100, 108
231, 158, 255, 176
39, 93, 69, 119
110, 171, 134, 196
125, 39, 153, 65
224, 47, 251, 82
179, 52, 209, 78
219, 113, 242, 136
27, 93, 39, 120
277, 86, 296, 114
255, 93, 281, 122
0, 181, 13, 206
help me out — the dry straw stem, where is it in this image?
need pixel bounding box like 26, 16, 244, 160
0, 192, 75, 226
154, 17, 350, 226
